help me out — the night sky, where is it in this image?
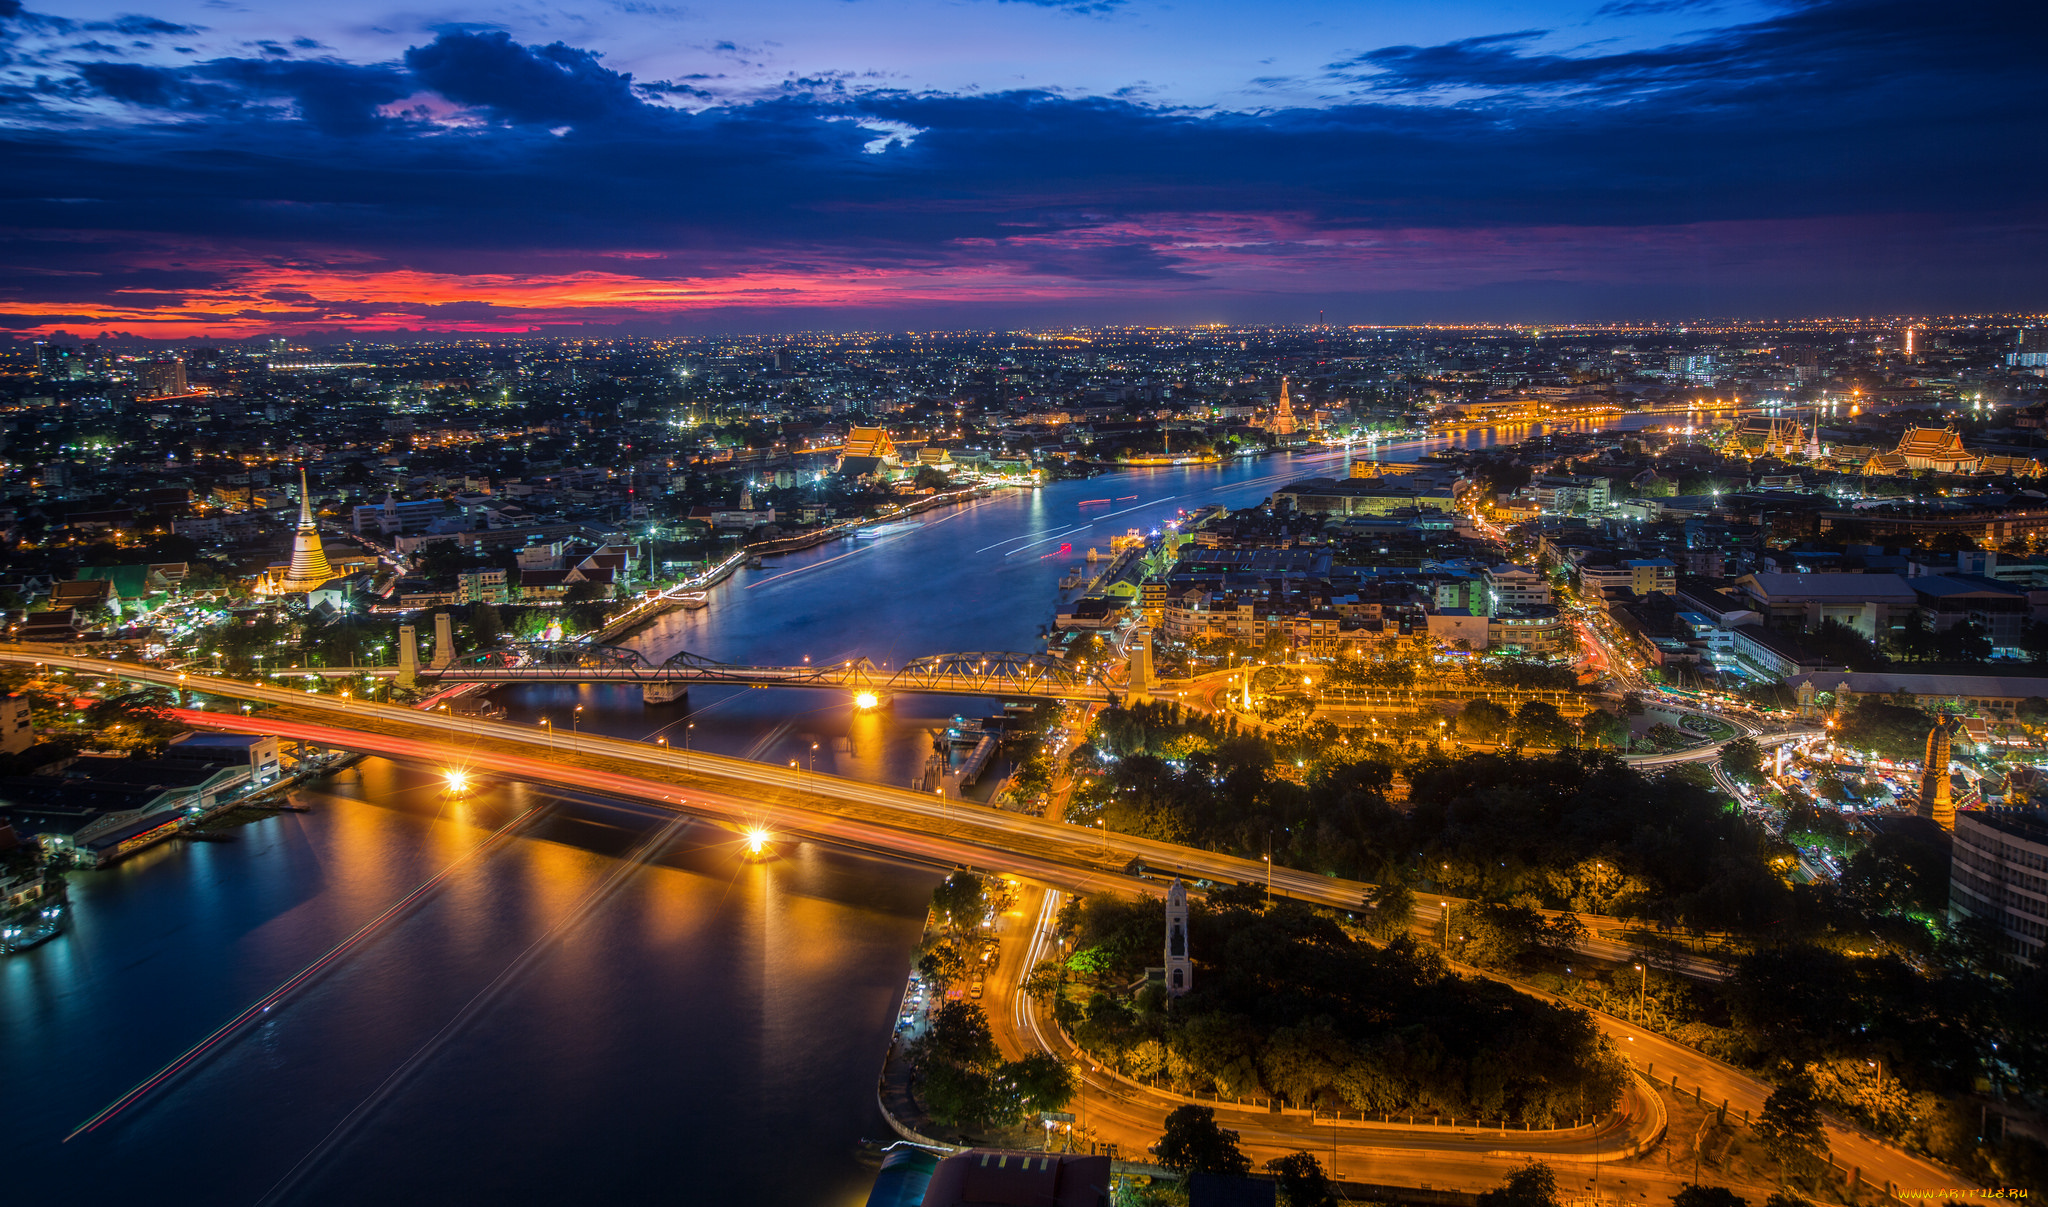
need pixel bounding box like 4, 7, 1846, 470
1, 0, 2043, 337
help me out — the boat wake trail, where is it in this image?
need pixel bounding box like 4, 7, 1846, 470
253, 812, 692, 1207
64, 805, 550, 1144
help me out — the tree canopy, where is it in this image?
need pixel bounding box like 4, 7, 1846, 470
1059, 895, 1626, 1126
1833, 699, 1932, 762
1155, 1105, 1251, 1177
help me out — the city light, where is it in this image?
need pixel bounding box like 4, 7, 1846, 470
444, 769, 470, 793
855, 691, 880, 710
745, 827, 773, 858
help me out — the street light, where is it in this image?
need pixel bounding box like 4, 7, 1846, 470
1633, 962, 1647, 1017
572, 704, 583, 743
541, 717, 552, 754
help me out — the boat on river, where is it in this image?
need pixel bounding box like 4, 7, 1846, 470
674, 591, 710, 610
855, 520, 924, 540
2, 900, 67, 954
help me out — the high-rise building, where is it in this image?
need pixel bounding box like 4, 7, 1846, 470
2011, 328, 2048, 369
1950, 808, 2048, 968
0, 693, 34, 756
1668, 353, 1717, 382
137, 358, 187, 397
34, 340, 76, 380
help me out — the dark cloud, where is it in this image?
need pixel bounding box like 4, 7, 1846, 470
403, 29, 644, 125
15, 11, 200, 36
989, 0, 1125, 13
0, 312, 103, 327
75, 60, 189, 106
1339, 0, 2038, 101
1593, 0, 1721, 15
90, 15, 199, 35
1016, 242, 1199, 280
0, 260, 231, 304
204, 57, 411, 133
74, 53, 410, 132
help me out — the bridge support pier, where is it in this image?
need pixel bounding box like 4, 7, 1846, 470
642, 682, 688, 705
432, 610, 455, 671
397, 623, 420, 690
1125, 626, 1156, 703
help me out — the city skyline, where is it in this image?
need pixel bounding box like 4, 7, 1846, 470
4, 0, 2045, 338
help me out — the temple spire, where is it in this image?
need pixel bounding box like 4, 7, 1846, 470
278, 466, 335, 593
1269, 378, 1298, 437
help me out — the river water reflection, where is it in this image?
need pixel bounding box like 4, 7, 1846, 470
4, 761, 936, 1205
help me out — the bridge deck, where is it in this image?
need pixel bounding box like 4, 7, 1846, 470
417, 666, 1111, 699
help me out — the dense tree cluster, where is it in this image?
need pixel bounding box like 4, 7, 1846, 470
1830, 697, 1942, 763
1082, 705, 1797, 933
1405, 751, 1793, 931
1055, 895, 1626, 1126
908, 999, 1075, 1132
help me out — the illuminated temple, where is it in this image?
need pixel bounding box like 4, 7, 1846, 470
258, 469, 339, 596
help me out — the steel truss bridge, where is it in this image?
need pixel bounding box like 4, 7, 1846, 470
313, 644, 1115, 702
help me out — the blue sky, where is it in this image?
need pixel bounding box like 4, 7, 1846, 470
25, 0, 1779, 110
1, 0, 2042, 336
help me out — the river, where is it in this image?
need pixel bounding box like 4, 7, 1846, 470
2, 416, 1670, 1206
505, 414, 1681, 786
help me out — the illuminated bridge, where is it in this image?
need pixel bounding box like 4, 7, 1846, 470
300, 643, 1119, 703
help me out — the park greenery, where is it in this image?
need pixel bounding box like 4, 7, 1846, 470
915, 870, 1015, 990
1076, 703, 1793, 932
906, 871, 1074, 1134
1053, 892, 1628, 1126
907, 998, 1076, 1132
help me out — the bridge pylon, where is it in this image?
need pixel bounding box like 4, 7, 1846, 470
432, 610, 455, 671
642, 682, 687, 705
1126, 626, 1156, 702
397, 623, 420, 689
